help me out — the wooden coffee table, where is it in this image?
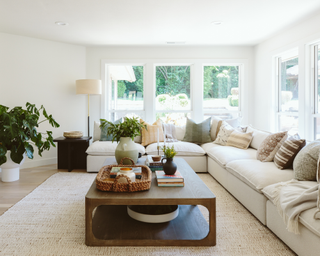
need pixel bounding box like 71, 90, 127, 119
85, 158, 216, 246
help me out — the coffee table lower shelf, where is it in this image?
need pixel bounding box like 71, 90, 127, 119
87, 205, 210, 246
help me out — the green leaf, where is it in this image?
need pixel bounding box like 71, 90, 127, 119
24, 144, 34, 159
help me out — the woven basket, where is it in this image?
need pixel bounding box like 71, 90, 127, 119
96, 157, 152, 192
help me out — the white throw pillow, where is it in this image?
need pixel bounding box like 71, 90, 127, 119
213, 121, 234, 146
175, 125, 186, 141
246, 126, 270, 150
93, 121, 101, 142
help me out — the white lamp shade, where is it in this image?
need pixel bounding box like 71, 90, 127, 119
76, 79, 102, 95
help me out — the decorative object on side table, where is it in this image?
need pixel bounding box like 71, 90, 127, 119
161, 145, 177, 175
0, 102, 60, 182
63, 131, 83, 139
100, 117, 147, 165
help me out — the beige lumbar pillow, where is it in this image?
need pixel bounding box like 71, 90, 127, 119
226, 130, 253, 149
256, 131, 288, 162
140, 119, 164, 146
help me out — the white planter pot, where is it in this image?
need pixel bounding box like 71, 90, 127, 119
115, 137, 138, 164
0, 151, 26, 182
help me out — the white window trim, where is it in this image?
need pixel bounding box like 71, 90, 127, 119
274, 49, 300, 134
100, 58, 248, 124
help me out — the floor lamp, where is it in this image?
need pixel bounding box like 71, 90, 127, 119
76, 79, 102, 137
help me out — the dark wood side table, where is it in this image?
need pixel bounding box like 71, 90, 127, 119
53, 136, 92, 172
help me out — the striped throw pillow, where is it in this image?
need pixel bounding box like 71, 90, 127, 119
226, 130, 253, 149
140, 119, 164, 146
274, 135, 306, 170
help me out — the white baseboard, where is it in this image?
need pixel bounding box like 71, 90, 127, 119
20, 157, 57, 169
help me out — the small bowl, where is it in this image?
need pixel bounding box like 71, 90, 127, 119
152, 155, 161, 162
63, 131, 83, 139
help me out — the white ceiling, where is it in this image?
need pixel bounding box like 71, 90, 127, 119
1, 0, 320, 46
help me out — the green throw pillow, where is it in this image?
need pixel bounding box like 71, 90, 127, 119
293, 141, 320, 181
100, 118, 122, 141
182, 117, 212, 144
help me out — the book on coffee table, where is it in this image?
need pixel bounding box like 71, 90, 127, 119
146, 155, 163, 167
155, 170, 184, 186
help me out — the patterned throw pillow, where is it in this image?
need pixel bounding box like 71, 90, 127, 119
100, 118, 122, 141
226, 131, 253, 149
274, 134, 306, 170
140, 119, 164, 146
293, 141, 320, 181
213, 121, 234, 146
256, 131, 288, 162
182, 117, 212, 144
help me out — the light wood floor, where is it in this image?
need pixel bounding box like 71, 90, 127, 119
0, 165, 87, 216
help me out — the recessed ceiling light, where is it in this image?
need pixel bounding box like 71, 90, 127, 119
211, 21, 222, 25
55, 21, 68, 26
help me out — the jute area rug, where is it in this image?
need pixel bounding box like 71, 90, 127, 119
0, 172, 295, 256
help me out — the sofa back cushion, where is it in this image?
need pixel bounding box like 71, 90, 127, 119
274, 134, 306, 170
293, 141, 320, 181
182, 117, 212, 144
256, 131, 288, 162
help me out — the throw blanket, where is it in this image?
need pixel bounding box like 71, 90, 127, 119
273, 179, 320, 234
163, 123, 178, 142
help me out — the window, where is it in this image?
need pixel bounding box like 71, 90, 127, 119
155, 65, 191, 125
312, 45, 320, 139
106, 65, 144, 121
203, 65, 240, 120
276, 53, 299, 135
101, 59, 247, 125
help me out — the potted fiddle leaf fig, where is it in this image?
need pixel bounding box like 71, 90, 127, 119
100, 117, 147, 164
0, 102, 60, 182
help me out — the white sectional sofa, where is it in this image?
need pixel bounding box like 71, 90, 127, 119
86, 121, 320, 256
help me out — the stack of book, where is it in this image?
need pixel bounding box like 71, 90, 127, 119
155, 170, 184, 187
146, 155, 163, 171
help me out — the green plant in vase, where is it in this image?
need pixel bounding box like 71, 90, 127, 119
100, 117, 147, 164
161, 145, 177, 175
0, 102, 60, 182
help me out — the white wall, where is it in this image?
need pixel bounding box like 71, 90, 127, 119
86, 45, 254, 129
253, 10, 320, 138
0, 32, 86, 168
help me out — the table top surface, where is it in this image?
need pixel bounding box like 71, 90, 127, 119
53, 136, 92, 142
85, 158, 215, 202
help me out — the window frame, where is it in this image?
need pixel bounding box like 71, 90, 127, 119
275, 50, 299, 134
100, 59, 248, 124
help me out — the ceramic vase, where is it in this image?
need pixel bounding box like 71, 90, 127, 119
115, 137, 139, 165
1, 151, 26, 182
161, 157, 177, 175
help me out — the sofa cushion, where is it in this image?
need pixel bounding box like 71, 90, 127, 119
86, 141, 146, 156
146, 141, 206, 156
226, 159, 294, 192
226, 130, 253, 149
206, 145, 257, 167
182, 117, 212, 144
256, 131, 288, 162
140, 119, 164, 146
293, 141, 320, 181
274, 134, 306, 170
262, 181, 320, 237
246, 126, 270, 150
